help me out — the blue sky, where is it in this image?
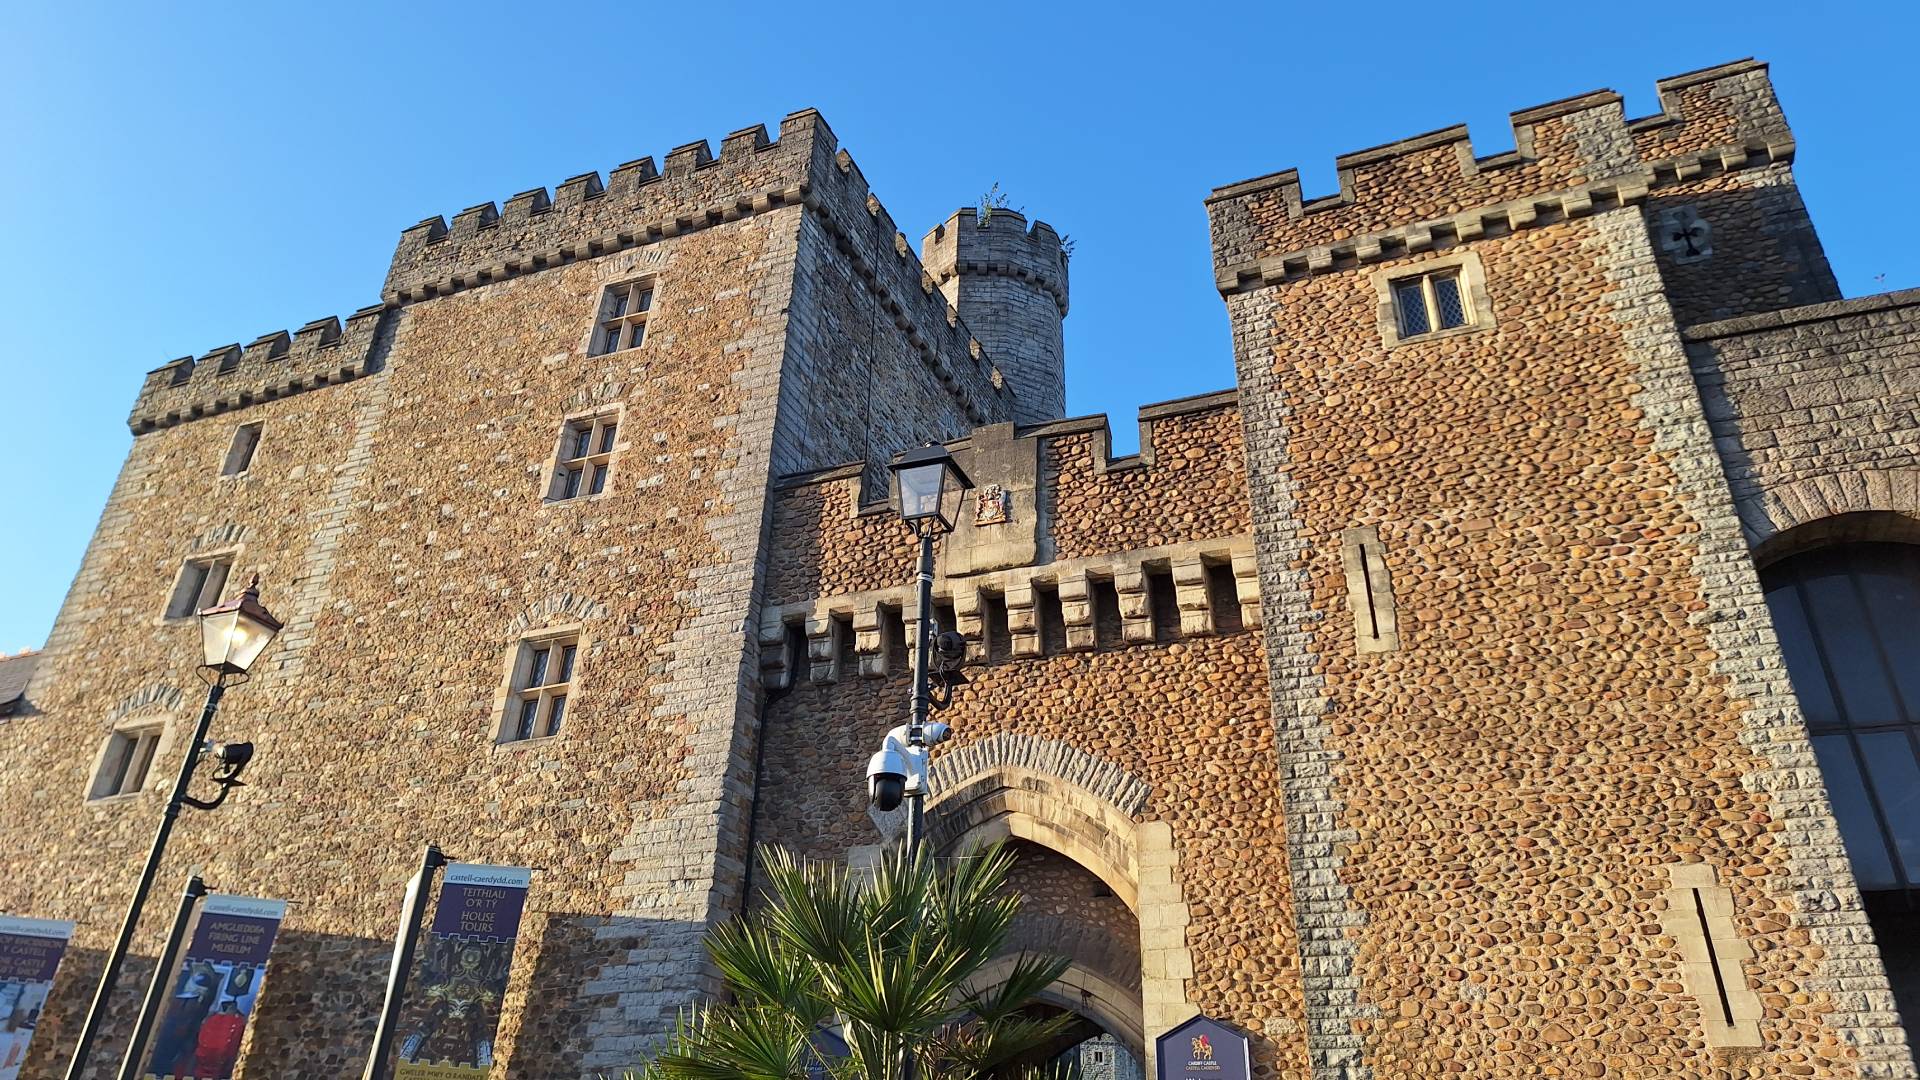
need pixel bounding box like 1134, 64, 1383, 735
2, 1, 1915, 653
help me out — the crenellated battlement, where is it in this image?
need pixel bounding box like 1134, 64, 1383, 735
383, 108, 1009, 426
125, 109, 1013, 435
921, 207, 1070, 315
128, 304, 391, 433
759, 392, 1256, 687
1207, 59, 1792, 290
763, 387, 1249, 625
383, 111, 828, 303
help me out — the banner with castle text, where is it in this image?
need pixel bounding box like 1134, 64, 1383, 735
393, 863, 531, 1080
140, 895, 286, 1080
0, 915, 76, 1080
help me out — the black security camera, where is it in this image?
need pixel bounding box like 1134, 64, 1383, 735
934, 631, 967, 664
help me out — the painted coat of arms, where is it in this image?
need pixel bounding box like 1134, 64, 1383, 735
973, 484, 1011, 526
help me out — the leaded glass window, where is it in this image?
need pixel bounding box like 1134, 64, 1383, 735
504, 636, 577, 743
1392, 270, 1471, 338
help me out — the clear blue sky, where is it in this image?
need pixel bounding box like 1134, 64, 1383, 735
2, 2, 1915, 653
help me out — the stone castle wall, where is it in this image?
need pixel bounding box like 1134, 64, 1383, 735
8, 55, 1918, 1080
5, 108, 1022, 1080
751, 391, 1308, 1075
1210, 58, 1913, 1080
1683, 289, 1920, 555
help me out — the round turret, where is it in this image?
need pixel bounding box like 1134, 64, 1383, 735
920, 207, 1069, 425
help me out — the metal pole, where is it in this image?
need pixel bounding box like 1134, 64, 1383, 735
361, 844, 446, 1080
66, 680, 225, 1080
114, 874, 207, 1080
904, 528, 936, 855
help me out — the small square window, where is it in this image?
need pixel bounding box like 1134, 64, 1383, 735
549, 411, 620, 502
1392, 270, 1470, 338
501, 635, 579, 743
166, 555, 234, 619
221, 422, 263, 476
590, 279, 656, 357
91, 727, 162, 799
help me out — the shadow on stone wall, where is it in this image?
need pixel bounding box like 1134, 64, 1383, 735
28, 913, 710, 1080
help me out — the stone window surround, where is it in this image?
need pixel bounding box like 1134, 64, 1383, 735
1371, 249, 1495, 349
490, 623, 588, 748
219, 420, 264, 478
1660, 863, 1764, 1048
539, 403, 627, 506
84, 715, 177, 805
587, 276, 658, 357
159, 544, 244, 624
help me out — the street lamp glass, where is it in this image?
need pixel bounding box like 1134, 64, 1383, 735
897, 462, 947, 520
197, 578, 283, 675
889, 445, 972, 532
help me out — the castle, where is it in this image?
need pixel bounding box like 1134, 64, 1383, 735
4, 57, 1918, 1079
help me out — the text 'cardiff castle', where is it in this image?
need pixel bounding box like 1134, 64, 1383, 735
3, 57, 1919, 1080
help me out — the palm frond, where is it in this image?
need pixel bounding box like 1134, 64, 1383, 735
651, 1003, 819, 1080
925, 1012, 1077, 1075
761, 847, 868, 969
708, 919, 831, 1026
958, 952, 1071, 1023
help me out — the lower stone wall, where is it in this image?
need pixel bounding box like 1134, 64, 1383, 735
1686, 288, 1920, 554
748, 630, 1309, 1079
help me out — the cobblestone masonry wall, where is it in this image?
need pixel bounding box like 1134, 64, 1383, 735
6, 372, 395, 1079
1683, 290, 1920, 553
751, 632, 1309, 1078
1217, 180, 1913, 1077
1644, 163, 1839, 327
1043, 398, 1250, 563
1594, 205, 1914, 1077
1001, 840, 1142, 997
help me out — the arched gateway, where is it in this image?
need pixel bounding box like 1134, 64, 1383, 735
923, 735, 1199, 1073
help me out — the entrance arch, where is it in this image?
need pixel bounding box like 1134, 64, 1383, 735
926, 735, 1197, 1077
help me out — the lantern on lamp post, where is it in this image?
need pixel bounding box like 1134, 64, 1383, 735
864, 446, 972, 852
65, 577, 280, 1079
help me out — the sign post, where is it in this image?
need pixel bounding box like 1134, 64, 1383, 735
129, 891, 286, 1080
363, 844, 447, 1080
388, 863, 530, 1080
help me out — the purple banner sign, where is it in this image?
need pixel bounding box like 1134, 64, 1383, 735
140, 895, 287, 1080
1156, 1015, 1250, 1080
394, 863, 532, 1080
0, 916, 76, 1080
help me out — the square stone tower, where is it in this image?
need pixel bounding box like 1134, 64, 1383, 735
4, 110, 1015, 1078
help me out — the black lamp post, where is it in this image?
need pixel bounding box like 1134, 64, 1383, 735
65, 577, 279, 1079
872, 444, 971, 852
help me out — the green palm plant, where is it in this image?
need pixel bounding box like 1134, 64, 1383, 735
628, 842, 1074, 1080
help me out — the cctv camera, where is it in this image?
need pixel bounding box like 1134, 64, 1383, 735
211, 741, 254, 770
870, 773, 906, 812
867, 747, 908, 812
934, 631, 967, 663
921, 721, 951, 746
